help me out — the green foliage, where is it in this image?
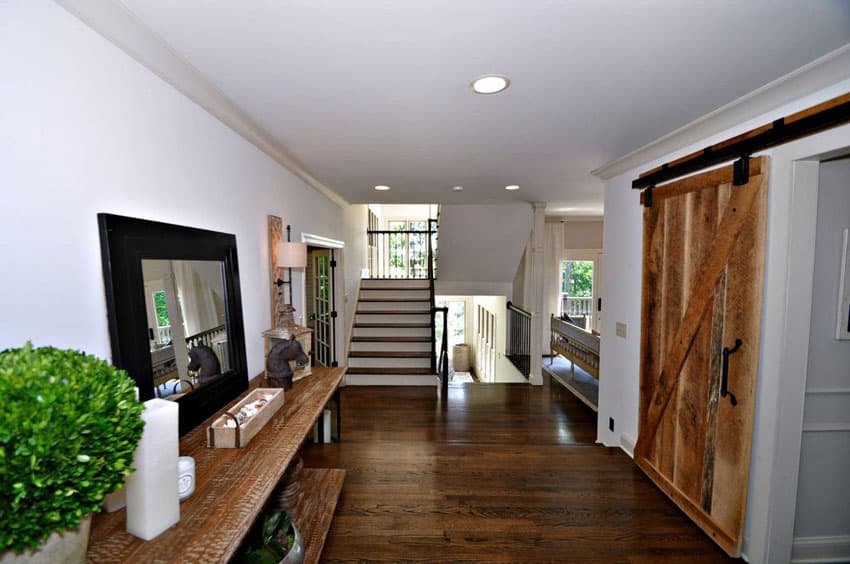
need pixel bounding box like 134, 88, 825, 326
561, 260, 593, 297
237, 510, 295, 563
0, 343, 145, 553
153, 291, 170, 327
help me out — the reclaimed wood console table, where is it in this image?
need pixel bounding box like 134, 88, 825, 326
87, 366, 346, 564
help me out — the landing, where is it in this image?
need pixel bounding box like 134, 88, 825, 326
302, 376, 733, 562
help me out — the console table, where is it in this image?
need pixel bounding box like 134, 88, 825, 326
87, 366, 346, 563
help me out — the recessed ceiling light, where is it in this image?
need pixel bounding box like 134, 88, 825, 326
374, 185, 391, 191
505, 184, 520, 191
471, 75, 510, 95
452, 186, 464, 192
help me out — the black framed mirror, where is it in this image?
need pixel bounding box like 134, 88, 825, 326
98, 213, 249, 435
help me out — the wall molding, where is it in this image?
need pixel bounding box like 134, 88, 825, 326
792, 535, 850, 563
301, 233, 345, 249
55, 0, 348, 208
592, 44, 850, 180
807, 388, 850, 395
802, 423, 850, 433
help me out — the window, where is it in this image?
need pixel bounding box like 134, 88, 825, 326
435, 298, 466, 352
560, 260, 594, 327
151, 290, 173, 345
387, 219, 429, 278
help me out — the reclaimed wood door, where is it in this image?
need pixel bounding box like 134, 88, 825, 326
635, 156, 768, 557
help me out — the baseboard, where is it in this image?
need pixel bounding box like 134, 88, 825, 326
344, 374, 438, 386
620, 433, 636, 458
792, 535, 850, 563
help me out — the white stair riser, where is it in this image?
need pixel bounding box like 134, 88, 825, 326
344, 374, 438, 386
350, 341, 432, 353
360, 290, 430, 300
360, 279, 430, 290
348, 357, 431, 369
357, 301, 430, 312
354, 327, 431, 337
355, 313, 430, 325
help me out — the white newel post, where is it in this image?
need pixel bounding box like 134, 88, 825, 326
528, 202, 547, 385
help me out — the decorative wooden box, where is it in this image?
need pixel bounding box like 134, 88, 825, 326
207, 388, 284, 448
263, 326, 313, 382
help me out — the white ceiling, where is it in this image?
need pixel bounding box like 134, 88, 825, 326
118, 0, 850, 213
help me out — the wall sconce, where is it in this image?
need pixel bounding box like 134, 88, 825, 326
275, 225, 307, 306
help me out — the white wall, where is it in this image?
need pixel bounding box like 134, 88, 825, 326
511, 245, 529, 306
471, 295, 526, 383
598, 77, 850, 563
342, 204, 369, 361
0, 1, 346, 381
793, 159, 850, 540
436, 204, 532, 296
548, 219, 604, 250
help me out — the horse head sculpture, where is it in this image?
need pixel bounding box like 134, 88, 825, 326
267, 335, 308, 390
187, 345, 222, 380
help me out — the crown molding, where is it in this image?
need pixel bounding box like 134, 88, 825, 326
592, 43, 850, 180
54, 0, 349, 208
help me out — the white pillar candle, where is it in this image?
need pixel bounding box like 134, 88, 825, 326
125, 398, 180, 540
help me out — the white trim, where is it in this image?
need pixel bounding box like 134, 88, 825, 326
792, 535, 850, 563
592, 44, 850, 180
745, 124, 850, 564
802, 423, 850, 433
300, 233, 345, 249
619, 432, 636, 459
54, 0, 348, 208
806, 388, 850, 395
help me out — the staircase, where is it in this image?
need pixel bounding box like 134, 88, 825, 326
347, 278, 438, 385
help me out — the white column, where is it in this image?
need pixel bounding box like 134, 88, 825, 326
528, 202, 546, 385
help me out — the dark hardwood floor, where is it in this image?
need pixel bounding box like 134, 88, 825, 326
303, 376, 734, 563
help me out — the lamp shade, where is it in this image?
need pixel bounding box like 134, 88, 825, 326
276, 241, 307, 268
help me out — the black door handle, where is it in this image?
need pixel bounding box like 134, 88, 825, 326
721, 339, 743, 406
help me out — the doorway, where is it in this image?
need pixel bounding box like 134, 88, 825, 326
306, 246, 337, 367
558, 251, 602, 332
790, 155, 850, 560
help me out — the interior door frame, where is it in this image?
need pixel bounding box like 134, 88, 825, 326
745, 122, 850, 563
299, 233, 344, 369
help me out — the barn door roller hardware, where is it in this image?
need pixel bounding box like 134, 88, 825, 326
633, 93, 850, 196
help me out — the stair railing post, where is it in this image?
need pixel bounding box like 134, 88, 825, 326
431, 305, 437, 374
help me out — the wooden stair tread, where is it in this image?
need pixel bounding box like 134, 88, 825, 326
349, 351, 431, 358
356, 310, 430, 315
354, 322, 431, 328
358, 298, 431, 302
295, 468, 346, 564
351, 336, 432, 342
347, 367, 434, 375
359, 287, 430, 291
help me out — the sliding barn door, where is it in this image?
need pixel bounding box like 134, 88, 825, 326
635, 157, 768, 557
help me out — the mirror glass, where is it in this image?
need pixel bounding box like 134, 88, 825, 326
142, 259, 230, 399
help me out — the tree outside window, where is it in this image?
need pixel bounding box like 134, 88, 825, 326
153, 290, 170, 327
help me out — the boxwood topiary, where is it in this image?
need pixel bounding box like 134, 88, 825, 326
0, 343, 145, 554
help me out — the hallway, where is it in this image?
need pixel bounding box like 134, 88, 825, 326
303, 377, 733, 562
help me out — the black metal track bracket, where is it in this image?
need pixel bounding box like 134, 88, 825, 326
643, 186, 654, 208
732, 156, 750, 186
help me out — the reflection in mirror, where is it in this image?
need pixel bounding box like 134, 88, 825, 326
142, 260, 229, 400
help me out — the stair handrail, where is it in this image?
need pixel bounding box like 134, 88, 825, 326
432, 305, 449, 393
506, 301, 532, 378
